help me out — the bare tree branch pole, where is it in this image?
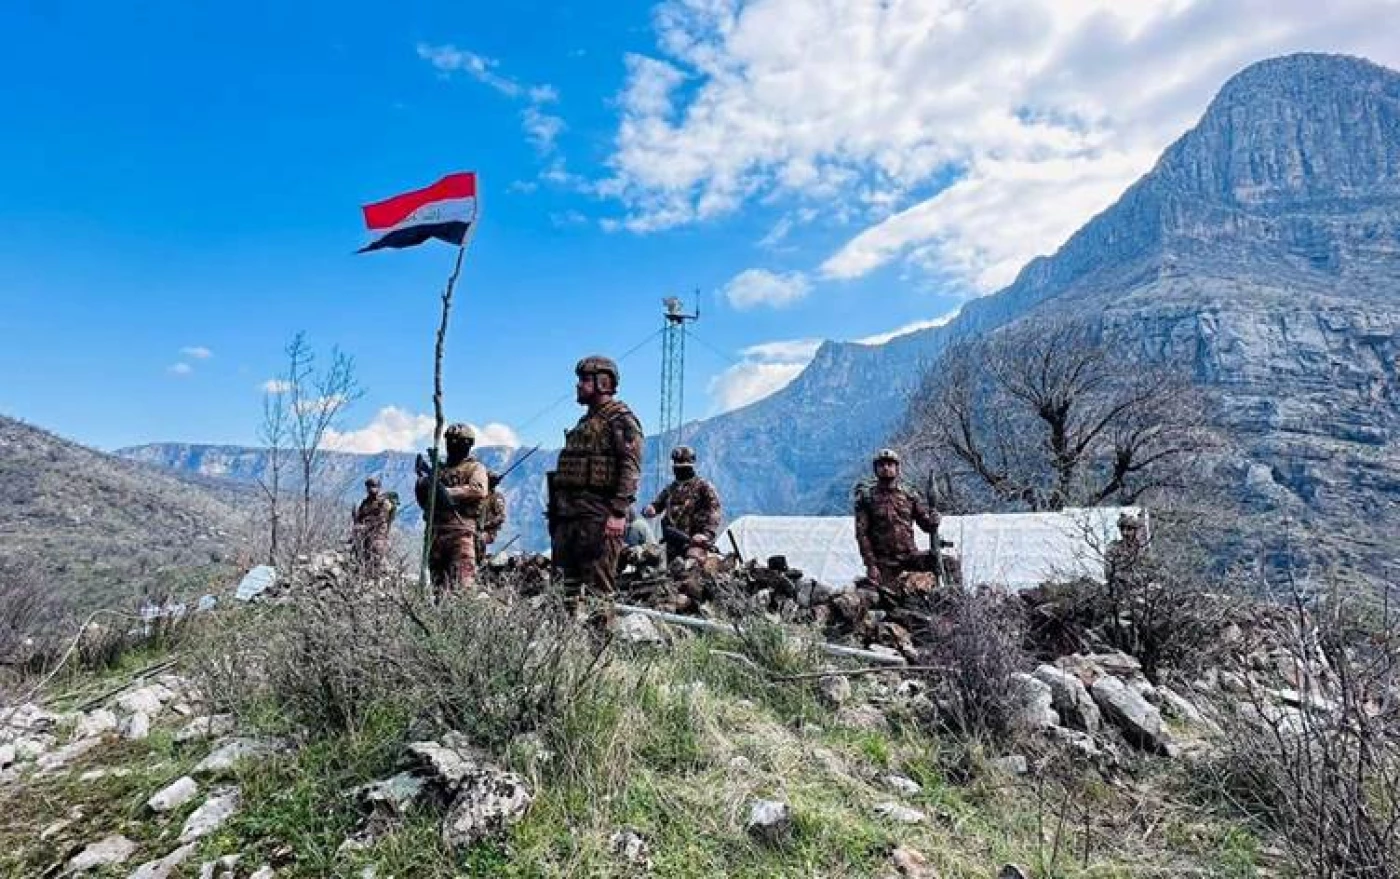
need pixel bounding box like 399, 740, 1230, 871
419, 231, 475, 592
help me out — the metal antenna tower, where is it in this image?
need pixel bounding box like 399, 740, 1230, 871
657, 293, 699, 485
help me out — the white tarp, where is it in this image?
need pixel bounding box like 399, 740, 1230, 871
721, 507, 1142, 591
234, 565, 277, 601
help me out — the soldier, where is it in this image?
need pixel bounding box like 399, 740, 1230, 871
547, 355, 644, 603
854, 448, 943, 589
476, 471, 507, 563
644, 446, 723, 562
1105, 512, 1148, 588
414, 423, 488, 593
350, 476, 398, 575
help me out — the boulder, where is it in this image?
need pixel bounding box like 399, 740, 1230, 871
1009, 673, 1059, 730
1033, 664, 1102, 734
818, 675, 852, 707
193, 738, 279, 777
880, 774, 922, 796
66, 835, 136, 872
1091, 675, 1169, 753
148, 776, 199, 813
889, 846, 936, 878
74, 709, 118, 740
175, 714, 236, 744
874, 802, 927, 824
121, 712, 151, 742
116, 684, 173, 717
614, 613, 666, 645
745, 799, 793, 845
609, 828, 652, 869
127, 843, 197, 879
407, 738, 532, 849
179, 787, 242, 843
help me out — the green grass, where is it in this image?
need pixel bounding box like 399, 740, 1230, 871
2, 611, 1277, 879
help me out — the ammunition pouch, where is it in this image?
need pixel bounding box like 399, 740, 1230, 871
553, 449, 617, 492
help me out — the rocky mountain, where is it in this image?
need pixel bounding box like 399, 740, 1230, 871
0, 415, 251, 615
124, 54, 1399, 570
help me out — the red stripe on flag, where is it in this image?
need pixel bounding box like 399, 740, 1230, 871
361, 173, 477, 231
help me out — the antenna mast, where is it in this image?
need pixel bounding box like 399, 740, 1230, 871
657, 292, 700, 485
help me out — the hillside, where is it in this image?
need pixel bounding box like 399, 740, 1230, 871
0, 415, 251, 616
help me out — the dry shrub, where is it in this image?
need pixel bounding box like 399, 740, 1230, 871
1198, 577, 1400, 877
917, 586, 1029, 741
196, 572, 618, 761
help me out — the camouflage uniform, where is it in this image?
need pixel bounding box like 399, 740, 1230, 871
1105, 513, 1148, 589
549, 358, 643, 597
854, 450, 942, 589
351, 488, 397, 574
475, 478, 507, 563
415, 427, 488, 593
648, 448, 723, 562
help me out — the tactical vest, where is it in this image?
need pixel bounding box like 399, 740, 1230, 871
437, 459, 486, 520
554, 401, 629, 492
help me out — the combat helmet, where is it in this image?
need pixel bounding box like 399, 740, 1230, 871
670, 446, 697, 465
872, 448, 901, 466
444, 423, 476, 444
1117, 512, 1141, 532
575, 355, 620, 387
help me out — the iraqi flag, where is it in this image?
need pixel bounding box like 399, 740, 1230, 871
358, 172, 478, 253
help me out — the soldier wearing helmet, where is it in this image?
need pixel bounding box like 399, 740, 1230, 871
475, 471, 508, 564
414, 422, 488, 593
548, 355, 644, 603
351, 476, 398, 576
853, 448, 942, 587
644, 445, 723, 563
1105, 511, 1149, 589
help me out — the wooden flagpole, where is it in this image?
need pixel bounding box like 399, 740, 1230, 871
419, 219, 478, 593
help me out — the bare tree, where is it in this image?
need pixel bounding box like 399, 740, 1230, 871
256, 333, 363, 560
256, 379, 291, 565
904, 318, 1215, 512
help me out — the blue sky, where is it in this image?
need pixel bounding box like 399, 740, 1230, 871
3, 0, 1395, 453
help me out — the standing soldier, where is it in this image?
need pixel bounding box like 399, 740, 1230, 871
547, 356, 643, 605
351, 477, 398, 575
476, 472, 507, 564
1105, 512, 1148, 588
854, 448, 943, 588
415, 423, 488, 593
644, 446, 722, 562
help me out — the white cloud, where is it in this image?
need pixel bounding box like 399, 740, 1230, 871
720, 268, 811, 310
707, 338, 822, 412
261, 379, 292, 395
180, 346, 213, 360
323, 407, 521, 454
522, 106, 566, 154
473, 422, 521, 449
608, 0, 1400, 290
852, 308, 962, 346
417, 42, 565, 158
416, 43, 524, 98
167, 363, 192, 377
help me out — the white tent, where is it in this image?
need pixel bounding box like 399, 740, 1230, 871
721, 507, 1142, 591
